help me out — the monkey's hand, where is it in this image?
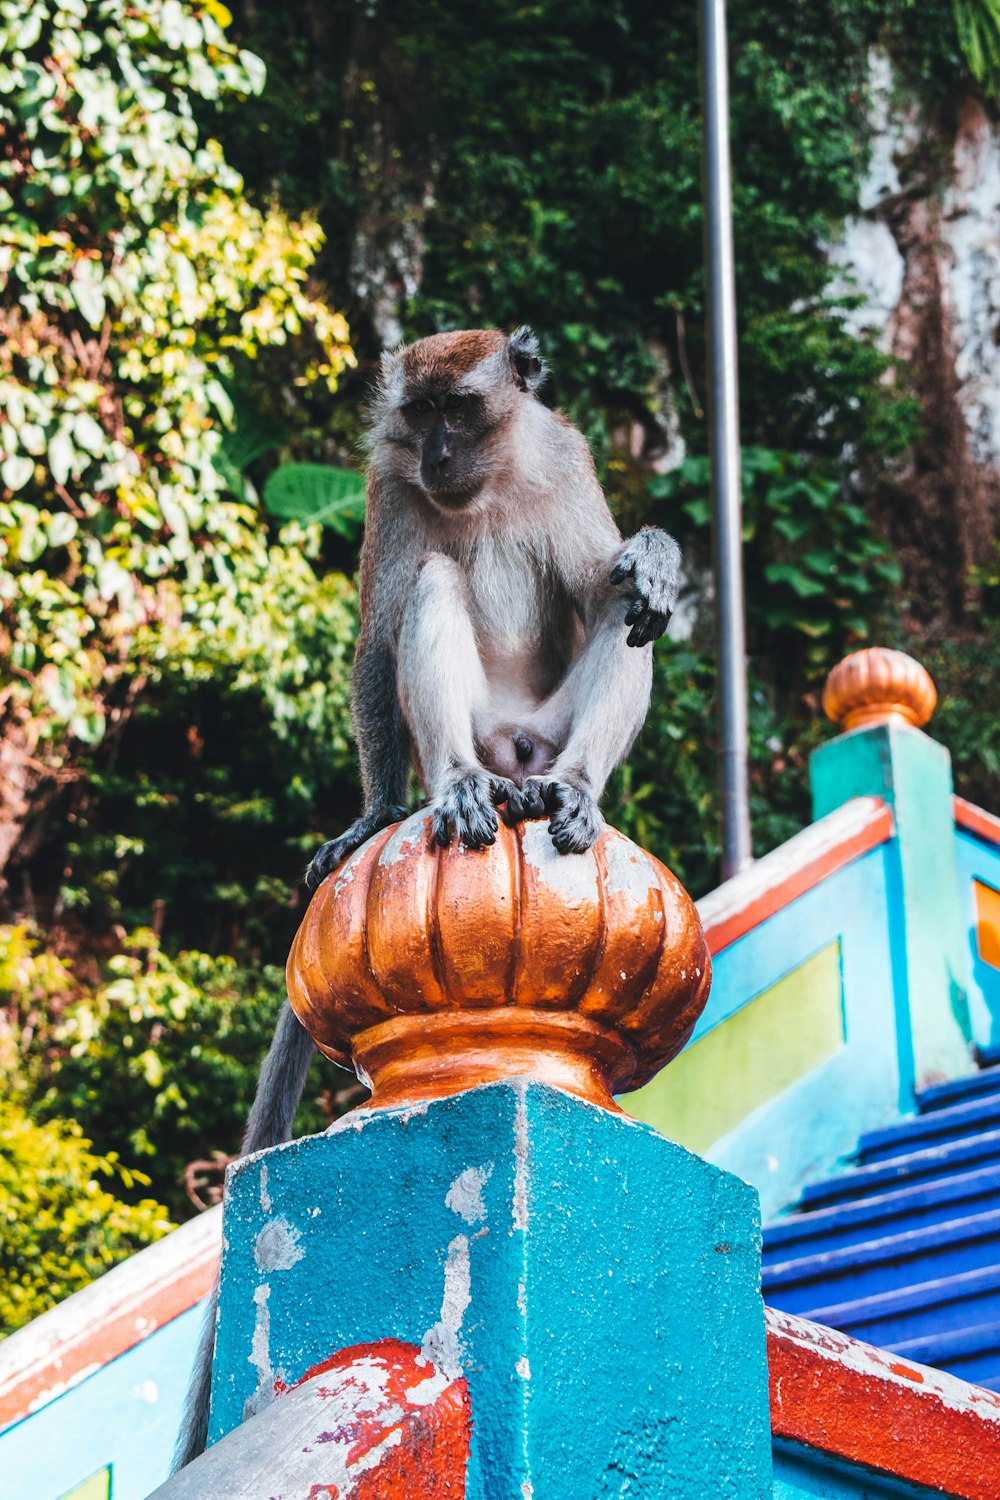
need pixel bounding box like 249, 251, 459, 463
305, 804, 410, 893
609, 528, 682, 647
431, 769, 518, 850
505, 776, 601, 855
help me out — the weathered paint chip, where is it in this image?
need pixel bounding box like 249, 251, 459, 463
445, 1165, 493, 1226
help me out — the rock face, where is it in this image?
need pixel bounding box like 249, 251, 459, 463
829, 52, 1000, 619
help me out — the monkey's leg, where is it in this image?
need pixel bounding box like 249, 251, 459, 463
305, 803, 407, 893
172, 1001, 315, 1472
397, 553, 515, 848
508, 607, 652, 854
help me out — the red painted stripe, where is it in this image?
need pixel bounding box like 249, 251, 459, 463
0, 1212, 219, 1429
955, 795, 1000, 851
287, 1339, 470, 1498
701, 801, 895, 955
767, 1307, 1000, 1498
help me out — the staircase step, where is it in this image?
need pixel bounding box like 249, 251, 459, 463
762, 1165, 1000, 1261
762, 1208, 1000, 1313
918, 1064, 1000, 1114
795, 1263, 1000, 1348
857, 1094, 1000, 1164
800, 1129, 1000, 1210
888, 1321, 1000, 1386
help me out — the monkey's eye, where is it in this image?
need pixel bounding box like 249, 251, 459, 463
443, 394, 465, 412
408, 397, 436, 416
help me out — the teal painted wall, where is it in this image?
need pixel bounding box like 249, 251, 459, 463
629, 843, 904, 1221
0, 1303, 201, 1500
773, 1442, 942, 1498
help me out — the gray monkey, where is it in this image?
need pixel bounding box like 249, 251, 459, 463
172, 326, 681, 1471
308, 323, 682, 883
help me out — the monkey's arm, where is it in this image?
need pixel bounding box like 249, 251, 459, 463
305, 475, 415, 892
542, 418, 681, 649
304, 632, 410, 891
609, 527, 683, 647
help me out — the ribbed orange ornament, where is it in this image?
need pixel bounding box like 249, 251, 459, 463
287, 812, 711, 1113
822, 646, 937, 732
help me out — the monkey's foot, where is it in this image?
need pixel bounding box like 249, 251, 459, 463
305, 804, 410, 892
505, 777, 601, 855
610, 528, 682, 647
432, 770, 517, 849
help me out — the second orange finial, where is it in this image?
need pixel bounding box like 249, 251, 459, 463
822, 646, 937, 733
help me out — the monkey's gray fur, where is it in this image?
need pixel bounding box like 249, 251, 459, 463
173, 326, 682, 1471
308, 323, 682, 881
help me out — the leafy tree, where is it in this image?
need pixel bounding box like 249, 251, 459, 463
0, 1095, 172, 1336
2, 924, 333, 1219
0, 0, 357, 882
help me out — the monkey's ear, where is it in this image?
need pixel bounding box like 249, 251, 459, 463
509, 326, 547, 393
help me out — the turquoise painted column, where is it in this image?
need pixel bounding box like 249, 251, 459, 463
202, 811, 772, 1496
212, 1081, 773, 1498
811, 648, 973, 1095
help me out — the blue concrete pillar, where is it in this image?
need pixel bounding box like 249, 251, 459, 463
811, 720, 973, 1095
212, 1081, 772, 1498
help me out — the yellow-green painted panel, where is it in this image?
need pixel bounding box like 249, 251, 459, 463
626, 941, 845, 1152
59, 1467, 111, 1500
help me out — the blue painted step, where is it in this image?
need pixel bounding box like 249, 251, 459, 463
762, 1208, 1000, 1313
917, 1063, 1000, 1114
889, 1321, 1000, 1386
763, 1063, 1000, 1388
856, 1093, 1000, 1165
802, 1263, 1000, 1348
799, 1128, 1000, 1210
762, 1165, 1000, 1260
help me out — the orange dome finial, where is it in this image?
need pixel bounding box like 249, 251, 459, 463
287, 814, 711, 1114
822, 647, 937, 733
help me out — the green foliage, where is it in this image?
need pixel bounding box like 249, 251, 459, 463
0, 1094, 172, 1336
4, 925, 329, 1218
651, 449, 902, 684
0, 0, 355, 762
953, 0, 1000, 88
263, 464, 367, 539
906, 547, 1000, 811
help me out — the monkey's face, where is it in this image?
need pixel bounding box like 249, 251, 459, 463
373, 328, 547, 512
404, 390, 502, 508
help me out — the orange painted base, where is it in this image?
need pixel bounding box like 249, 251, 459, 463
328, 1008, 636, 1113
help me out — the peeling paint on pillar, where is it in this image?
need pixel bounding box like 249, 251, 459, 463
150, 1337, 470, 1498
212, 1081, 772, 1497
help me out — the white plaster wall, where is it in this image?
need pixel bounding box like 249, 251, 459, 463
941, 101, 1000, 469
827, 51, 1000, 476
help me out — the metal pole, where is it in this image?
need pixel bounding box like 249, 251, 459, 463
699, 0, 753, 879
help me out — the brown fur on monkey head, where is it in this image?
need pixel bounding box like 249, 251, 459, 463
370, 326, 548, 510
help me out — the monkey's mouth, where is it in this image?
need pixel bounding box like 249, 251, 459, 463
422, 476, 482, 509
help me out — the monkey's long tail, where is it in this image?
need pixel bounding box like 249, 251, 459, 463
171, 1000, 316, 1473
